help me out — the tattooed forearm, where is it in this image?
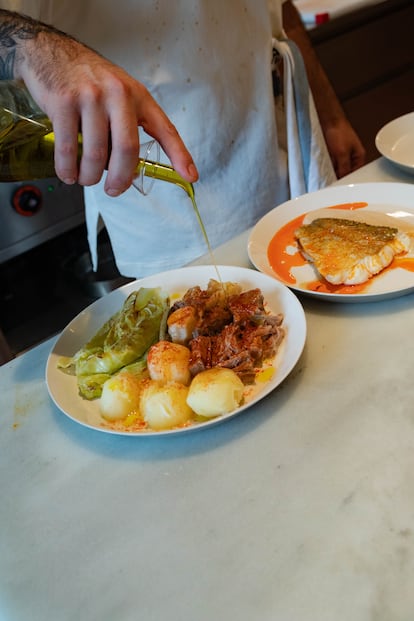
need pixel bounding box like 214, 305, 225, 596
0, 10, 79, 82
0, 10, 38, 79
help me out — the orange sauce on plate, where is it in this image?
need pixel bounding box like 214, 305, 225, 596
267, 214, 307, 284
267, 202, 414, 295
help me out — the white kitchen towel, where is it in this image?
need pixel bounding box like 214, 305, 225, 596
272, 37, 336, 198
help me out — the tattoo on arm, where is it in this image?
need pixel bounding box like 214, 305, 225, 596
0, 47, 15, 80
0, 10, 72, 80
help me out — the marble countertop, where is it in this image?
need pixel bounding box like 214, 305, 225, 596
1, 158, 414, 621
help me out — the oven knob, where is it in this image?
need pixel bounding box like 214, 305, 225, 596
12, 185, 43, 216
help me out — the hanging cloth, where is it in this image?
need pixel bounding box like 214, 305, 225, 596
269, 1, 337, 198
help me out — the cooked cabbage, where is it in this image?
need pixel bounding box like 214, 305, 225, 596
59, 288, 169, 399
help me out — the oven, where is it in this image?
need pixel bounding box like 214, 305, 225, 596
0, 177, 85, 263
0, 177, 131, 358
0, 177, 86, 358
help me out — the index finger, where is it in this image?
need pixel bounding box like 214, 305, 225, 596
137, 92, 199, 183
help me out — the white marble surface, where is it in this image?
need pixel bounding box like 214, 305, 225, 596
1, 158, 414, 621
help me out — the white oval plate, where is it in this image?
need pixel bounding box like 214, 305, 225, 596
46, 265, 306, 436
375, 112, 414, 175
248, 182, 414, 303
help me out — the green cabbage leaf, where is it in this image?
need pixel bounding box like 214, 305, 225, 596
58, 287, 169, 399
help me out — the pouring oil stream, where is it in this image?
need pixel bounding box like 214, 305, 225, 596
136, 158, 222, 283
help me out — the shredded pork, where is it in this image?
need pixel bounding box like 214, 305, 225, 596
168, 281, 284, 384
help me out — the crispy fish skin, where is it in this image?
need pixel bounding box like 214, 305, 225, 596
295, 217, 411, 285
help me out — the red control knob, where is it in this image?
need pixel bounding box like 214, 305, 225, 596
12, 185, 43, 216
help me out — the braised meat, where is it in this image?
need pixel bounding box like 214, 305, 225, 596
168, 280, 284, 384
169, 280, 241, 336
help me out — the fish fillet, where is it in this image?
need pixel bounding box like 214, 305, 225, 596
295, 217, 411, 285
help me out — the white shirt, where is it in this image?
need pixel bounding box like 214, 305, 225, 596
5, 1, 335, 277
28, 0, 290, 277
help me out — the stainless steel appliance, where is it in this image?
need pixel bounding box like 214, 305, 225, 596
0, 177, 84, 263
0, 177, 86, 359
0, 177, 134, 358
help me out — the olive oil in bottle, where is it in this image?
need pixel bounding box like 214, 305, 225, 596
0, 80, 56, 181
0, 80, 189, 192
0, 80, 220, 276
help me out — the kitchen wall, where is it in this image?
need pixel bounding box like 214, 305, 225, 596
304, 0, 414, 162
0, 1, 41, 15
293, 0, 383, 26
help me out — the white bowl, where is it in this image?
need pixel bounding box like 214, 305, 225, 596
375, 112, 414, 175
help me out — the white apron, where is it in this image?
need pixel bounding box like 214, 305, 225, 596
31, 0, 288, 277
4, 0, 334, 277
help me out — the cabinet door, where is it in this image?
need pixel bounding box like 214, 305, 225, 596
310, 1, 414, 161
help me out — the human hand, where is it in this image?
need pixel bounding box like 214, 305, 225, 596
322, 118, 366, 179
18, 28, 198, 195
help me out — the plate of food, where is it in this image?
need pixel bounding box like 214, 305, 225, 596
248, 182, 414, 302
46, 265, 306, 436
375, 112, 414, 175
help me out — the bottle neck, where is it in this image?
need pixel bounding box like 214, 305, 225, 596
0, 80, 194, 195
135, 159, 194, 198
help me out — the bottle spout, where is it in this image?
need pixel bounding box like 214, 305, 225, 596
134, 158, 195, 199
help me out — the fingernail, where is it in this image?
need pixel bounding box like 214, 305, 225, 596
187, 163, 198, 180
106, 188, 122, 197
63, 178, 76, 185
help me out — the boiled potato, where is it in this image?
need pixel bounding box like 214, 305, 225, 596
100, 372, 143, 421
140, 380, 195, 430
186, 368, 244, 418
147, 340, 191, 385
167, 306, 198, 345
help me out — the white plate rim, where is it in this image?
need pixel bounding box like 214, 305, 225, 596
46, 265, 307, 436
247, 182, 414, 303
375, 112, 414, 174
